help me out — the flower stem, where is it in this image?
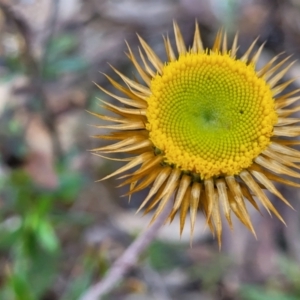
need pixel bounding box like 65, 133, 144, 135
80, 200, 173, 300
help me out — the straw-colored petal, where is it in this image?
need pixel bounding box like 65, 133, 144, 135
110, 65, 151, 96
274, 126, 300, 137
240, 183, 260, 212
180, 186, 191, 235
150, 168, 181, 223
100, 152, 153, 181
144, 181, 168, 214
92, 153, 134, 162
95, 118, 142, 129
102, 73, 147, 105
190, 181, 201, 240
138, 47, 156, 77
276, 117, 300, 126
137, 35, 164, 73
258, 169, 300, 188
173, 21, 187, 54
88, 111, 131, 124
225, 176, 243, 201
204, 178, 214, 221
123, 168, 161, 195
269, 142, 300, 158
240, 37, 259, 62
264, 56, 292, 80
128, 155, 164, 177
192, 21, 204, 53
95, 121, 145, 131
255, 155, 300, 178
228, 191, 256, 236
226, 177, 256, 235
250, 169, 293, 209
190, 182, 202, 238
212, 29, 222, 52
272, 79, 296, 97
257, 54, 281, 77
126, 41, 151, 87
95, 83, 147, 109
222, 32, 227, 54
95, 136, 146, 151
169, 174, 192, 221
276, 96, 300, 110
136, 167, 172, 213
164, 35, 176, 62
268, 61, 295, 88
230, 33, 238, 57
211, 190, 222, 247
240, 170, 285, 224
216, 178, 232, 228
249, 42, 265, 65
100, 99, 146, 116
262, 148, 300, 169
104, 140, 151, 154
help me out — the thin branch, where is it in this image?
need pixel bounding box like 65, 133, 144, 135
35, 0, 63, 159
80, 201, 173, 300
40, 0, 60, 77
0, 0, 63, 159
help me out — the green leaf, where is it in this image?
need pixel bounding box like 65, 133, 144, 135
56, 172, 84, 202
58, 56, 88, 72
239, 285, 299, 300
62, 254, 101, 300
37, 220, 59, 253
45, 56, 88, 78
62, 270, 94, 300
26, 250, 58, 298
48, 34, 78, 58
148, 240, 183, 271
7, 272, 36, 300
0, 227, 21, 249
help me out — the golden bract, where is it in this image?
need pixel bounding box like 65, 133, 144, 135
92, 22, 300, 246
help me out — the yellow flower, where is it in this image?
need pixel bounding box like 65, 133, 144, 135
92, 22, 300, 246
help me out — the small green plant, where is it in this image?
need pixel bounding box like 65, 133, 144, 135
0, 168, 86, 299
239, 255, 300, 300
44, 33, 88, 80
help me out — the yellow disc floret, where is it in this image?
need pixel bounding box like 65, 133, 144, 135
146, 52, 277, 179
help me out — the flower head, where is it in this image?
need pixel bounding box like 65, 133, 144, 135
93, 22, 300, 246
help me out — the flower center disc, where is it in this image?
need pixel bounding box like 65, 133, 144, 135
146, 52, 277, 179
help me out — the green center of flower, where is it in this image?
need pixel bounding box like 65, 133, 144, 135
146, 52, 277, 179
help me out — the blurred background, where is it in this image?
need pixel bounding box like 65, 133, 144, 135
0, 0, 300, 299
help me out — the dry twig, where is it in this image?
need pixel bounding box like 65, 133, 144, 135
80, 200, 173, 300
